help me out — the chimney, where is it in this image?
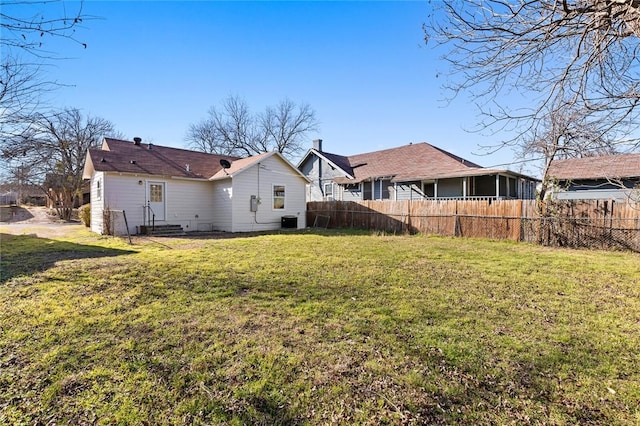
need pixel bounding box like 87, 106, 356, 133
313, 139, 323, 151
133, 137, 142, 145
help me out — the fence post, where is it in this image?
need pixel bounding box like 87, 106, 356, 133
122, 210, 132, 244
609, 201, 614, 249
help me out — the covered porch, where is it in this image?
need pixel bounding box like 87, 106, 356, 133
335, 169, 538, 201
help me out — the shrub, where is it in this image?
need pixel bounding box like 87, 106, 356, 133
79, 204, 91, 227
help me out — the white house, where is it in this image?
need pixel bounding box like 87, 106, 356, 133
82, 137, 309, 235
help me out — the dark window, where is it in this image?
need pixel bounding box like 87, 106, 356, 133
363, 181, 372, 200
422, 182, 435, 197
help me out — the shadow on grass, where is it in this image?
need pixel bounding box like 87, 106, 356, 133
0, 233, 136, 283
0, 205, 34, 222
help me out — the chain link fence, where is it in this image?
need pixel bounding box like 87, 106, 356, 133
520, 217, 640, 252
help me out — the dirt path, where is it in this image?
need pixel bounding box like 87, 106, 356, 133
0, 206, 61, 224
0, 206, 83, 238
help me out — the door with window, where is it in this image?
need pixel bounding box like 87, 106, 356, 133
148, 182, 166, 221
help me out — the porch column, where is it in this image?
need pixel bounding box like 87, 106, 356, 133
495, 175, 500, 199
462, 178, 467, 200
434, 180, 439, 199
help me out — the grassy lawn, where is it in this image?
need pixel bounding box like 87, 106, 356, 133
1, 228, 639, 425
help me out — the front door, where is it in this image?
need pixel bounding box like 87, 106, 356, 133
148, 182, 166, 221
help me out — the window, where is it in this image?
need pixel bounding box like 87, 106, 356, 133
422, 182, 435, 198
273, 185, 285, 209
374, 179, 391, 200
363, 181, 372, 200
324, 183, 334, 200
96, 179, 102, 200
150, 183, 163, 202
508, 177, 517, 198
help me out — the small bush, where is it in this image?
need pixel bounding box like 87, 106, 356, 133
79, 204, 91, 227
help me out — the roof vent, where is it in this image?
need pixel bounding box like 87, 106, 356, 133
100, 157, 106, 163
185, 164, 190, 172
130, 160, 136, 164
148, 143, 153, 150
133, 137, 142, 145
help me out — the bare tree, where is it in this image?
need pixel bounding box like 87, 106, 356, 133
186, 95, 264, 157
1, 0, 88, 57
1, 1, 90, 145
186, 95, 319, 159
520, 104, 621, 203
260, 99, 319, 158
2, 108, 116, 220
424, 0, 640, 164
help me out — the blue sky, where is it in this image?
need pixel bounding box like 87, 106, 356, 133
33, 1, 527, 172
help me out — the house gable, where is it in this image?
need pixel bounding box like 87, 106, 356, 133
210, 151, 310, 183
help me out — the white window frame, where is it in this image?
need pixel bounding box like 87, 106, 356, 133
273, 184, 285, 210
96, 178, 102, 201
149, 183, 163, 203
324, 182, 334, 200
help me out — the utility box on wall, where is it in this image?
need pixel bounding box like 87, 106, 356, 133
250, 195, 258, 212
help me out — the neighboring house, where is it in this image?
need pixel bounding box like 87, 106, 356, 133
0, 184, 47, 206
44, 174, 90, 209
298, 140, 538, 201
82, 137, 309, 235
547, 153, 640, 201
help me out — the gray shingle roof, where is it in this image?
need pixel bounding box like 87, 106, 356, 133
326, 142, 484, 183
547, 153, 640, 180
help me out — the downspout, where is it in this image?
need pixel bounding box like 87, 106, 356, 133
318, 156, 323, 199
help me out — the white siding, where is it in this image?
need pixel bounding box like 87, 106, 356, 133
164, 179, 216, 232
90, 172, 105, 234
95, 174, 216, 235
231, 155, 307, 232
102, 174, 147, 235
211, 180, 233, 232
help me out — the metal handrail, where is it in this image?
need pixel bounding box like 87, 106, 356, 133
143, 203, 156, 230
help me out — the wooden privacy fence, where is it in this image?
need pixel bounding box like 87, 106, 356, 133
307, 200, 640, 252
